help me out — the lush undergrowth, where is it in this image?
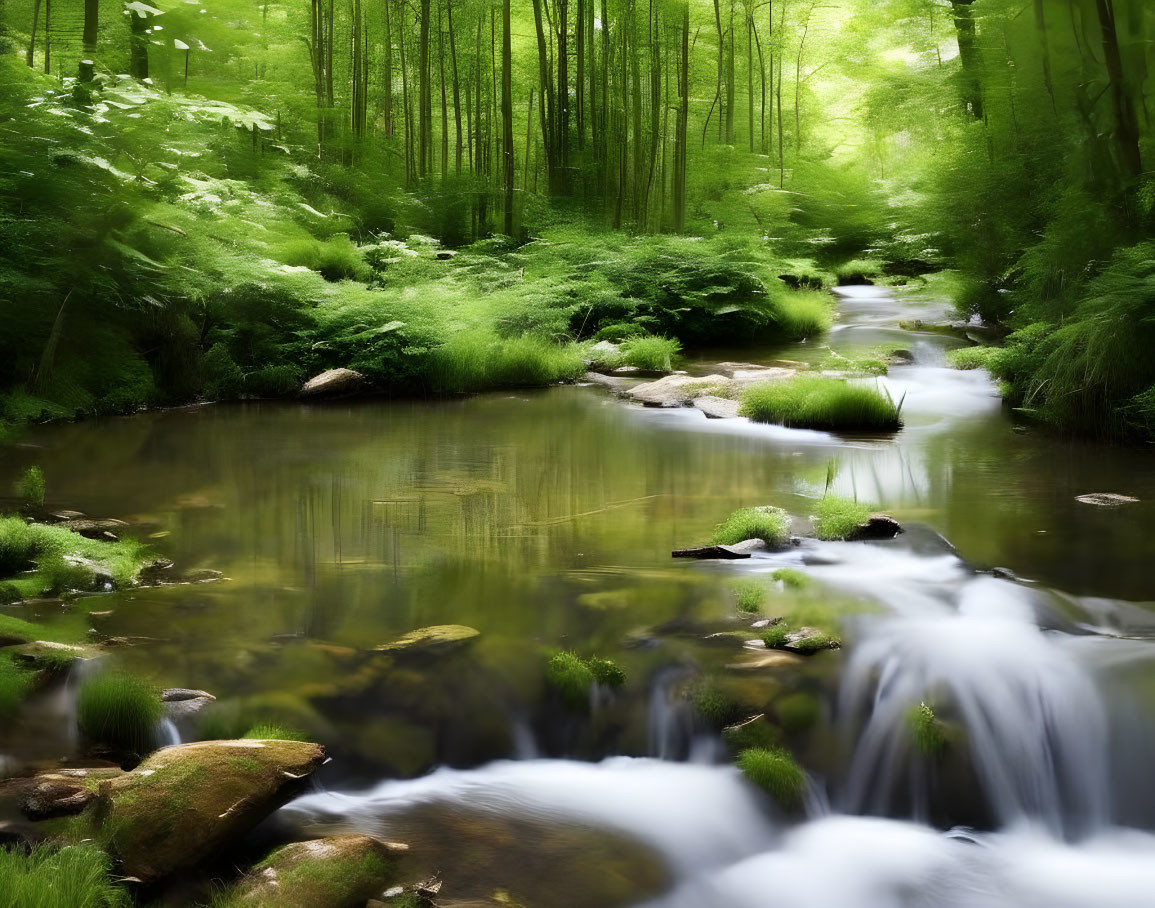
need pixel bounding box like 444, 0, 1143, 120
812, 497, 873, 541
712, 506, 790, 547
76, 670, 164, 755
0, 844, 127, 908
740, 377, 902, 432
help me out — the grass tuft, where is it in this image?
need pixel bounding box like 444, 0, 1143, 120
242, 722, 310, 742
771, 568, 810, 589
740, 376, 902, 432
18, 467, 45, 507
736, 747, 806, 808
812, 496, 873, 541
906, 702, 947, 757
711, 506, 790, 547
773, 290, 833, 339
731, 580, 766, 614
0, 843, 128, 908
0, 653, 36, 720
620, 335, 681, 371
77, 671, 164, 756
545, 651, 595, 710
761, 624, 790, 649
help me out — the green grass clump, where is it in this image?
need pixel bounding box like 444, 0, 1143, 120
906, 702, 947, 757
761, 624, 790, 649
740, 376, 902, 432
791, 631, 839, 654
776, 692, 823, 732
0, 517, 153, 594
736, 747, 806, 808
587, 656, 626, 689
430, 331, 587, 393
711, 506, 790, 547
77, 671, 163, 755
833, 258, 883, 285
0, 653, 36, 719
620, 335, 680, 371
812, 496, 873, 541
242, 722, 310, 742
773, 290, 833, 339
689, 681, 741, 727
18, 467, 45, 507
947, 346, 1002, 371
771, 568, 810, 589
731, 580, 766, 614
0, 843, 127, 908
546, 651, 595, 710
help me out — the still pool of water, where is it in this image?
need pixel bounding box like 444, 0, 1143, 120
3, 285, 1155, 905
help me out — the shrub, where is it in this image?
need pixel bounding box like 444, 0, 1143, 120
545, 651, 594, 710
740, 376, 902, 432
587, 656, 626, 689
18, 467, 45, 507
812, 496, 873, 541
737, 747, 806, 808
77, 671, 163, 755
906, 702, 946, 757
772, 290, 833, 339
711, 506, 790, 547
0, 843, 127, 908
620, 335, 680, 371
947, 346, 1001, 371
731, 580, 765, 614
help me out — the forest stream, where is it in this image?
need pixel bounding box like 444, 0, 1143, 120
3, 285, 1155, 907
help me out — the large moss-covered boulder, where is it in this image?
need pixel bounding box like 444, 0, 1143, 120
236, 835, 405, 907
98, 739, 326, 882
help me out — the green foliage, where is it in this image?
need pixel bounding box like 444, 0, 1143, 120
545, 652, 625, 710
0, 517, 153, 595
0, 652, 35, 720
776, 692, 823, 733
18, 467, 45, 508
761, 624, 790, 649
740, 376, 902, 432
711, 506, 790, 547
242, 722, 310, 742
906, 702, 947, 757
791, 631, 839, 655
773, 290, 833, 339
689, 680, 740, 727
736, 747, 806, 808
76, 671, 163, 755
429, 332, 587, 394
0, 844, 128, 908
587, 657, 626, 689
771, 568, 810, 590
731, 580, 766, 614
947, 346, 1002, 371
620, 335, 681, 371
813, 496, 873, 541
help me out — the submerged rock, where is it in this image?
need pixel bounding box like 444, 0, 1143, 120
54, 518, 129, 540
780, 627, 841, 655
98, 739, 327, 882
626, 373, 726, 408
300, 368, 366, 400
847, 514, 904, 541
1075, 492, 1140, 507
671, 544, 752, 560
374, 624, 481, 657
236, 835, 406, 908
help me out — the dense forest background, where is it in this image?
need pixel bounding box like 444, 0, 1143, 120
1, 0, 1154, 441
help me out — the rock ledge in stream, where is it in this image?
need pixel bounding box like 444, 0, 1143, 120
693, 395, 741, 419
98, 739, 327, 882
300, 368, 366, 400
1075, 492, 1140, 507
672, 539, 769, 560
236, 835, 408, 908
374, 624, 481, 657
13, 767, 125, 820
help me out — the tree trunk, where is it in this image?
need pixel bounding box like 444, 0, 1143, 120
673, 1, 689, 233
384, 0, 395, 137
448, 1, 463, 174
439, 1, 448, 175
502, 0, 515, 235
128, 4, 148, 80
1032, 0, 1056, 113
1095, 0, 1142, 178
43, 0, 51, 74
83, 0, 98, 57
577, 0, 586, 151
704, 0, 723, 145
419, 0, 431, 178
524, 88, 535, 189
558, 0, 570, 179
401, 7, 414, 185
532, 0, 557, 190
725, 0, 735, 144
950, 0, 984, 119
27, 0, 42, 69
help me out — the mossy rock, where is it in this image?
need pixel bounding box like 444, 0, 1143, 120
236, 835, 405, 907
373, 625, 481, 657
11, 641, 97, 672
97, 739, 327, 882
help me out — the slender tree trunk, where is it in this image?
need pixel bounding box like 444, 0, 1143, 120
1032, 0, 1056, 113
532, 0, 557, 190
753, 15, 766, 154
419, 0, 431, 178
401, 8, 414, 186
950, 0, 983, 119
384, 0, 395, 137
589, 0, 598, 171
777, 3, 784, 187
27, 0, 41, 68
448, 1, 463, 173
674, 1, 689, 233
704, 0, 723, 145
601, 0, 610, 196
632, 0, 644, 221
439, 1, 448, 176
726, 0, 735, 144
326, 0, 335, 105
83, 0, 98, 57
502, 0, 515, 235
43, 0, 51, 74
524, 88, 535, 190
558, 0, 571, 179
1095, 0, 1142, 178
577, 0, 586, 151
747, 9, 754, 152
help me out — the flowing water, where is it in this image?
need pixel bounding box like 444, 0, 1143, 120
3, 282, 1155, 904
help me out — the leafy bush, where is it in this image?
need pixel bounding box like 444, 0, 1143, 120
740, 376, 902, 432
587, 657, 626, 689
812, 496, 873, 541
0, 844, 127, 908
947, 346, 1002, 371
736, 747, 806, 808
77, 671, 163, 755
711, 506, 790, 547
